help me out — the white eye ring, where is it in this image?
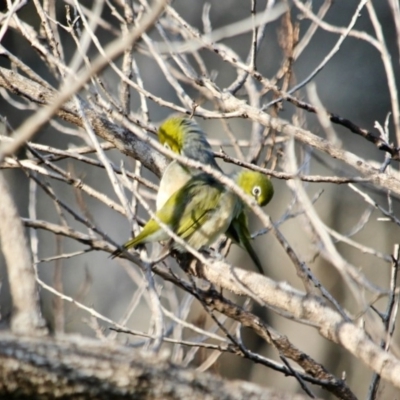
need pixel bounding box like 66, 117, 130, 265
164, 142, 171, 150
252, 186, 261, 197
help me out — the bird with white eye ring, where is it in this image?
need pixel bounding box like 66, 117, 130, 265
224, 170, 273, 274
155, 115, 274, 274
111, 169, 274, 264
253, 186, 261, 198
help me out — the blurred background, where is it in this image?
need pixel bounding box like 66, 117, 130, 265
0, 1, 399, 398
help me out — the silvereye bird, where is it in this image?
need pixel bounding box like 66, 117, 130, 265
156, 115, 221, 210
226, 170, 274, 274
155, 115, 274, 274
111, 170, 273, 259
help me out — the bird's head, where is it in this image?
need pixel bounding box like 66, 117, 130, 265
158, 115, 187, 154
158, 115, 220, 170
235, 170, 274, 207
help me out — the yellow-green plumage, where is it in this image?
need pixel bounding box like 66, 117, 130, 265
115, 115, 274, 272
112, 173, 240, 257
226, 170, 274, 274
153, 115, 274, 273
156, 115, 221, 210
234, 169, 274, 208
112, 170, 273, 260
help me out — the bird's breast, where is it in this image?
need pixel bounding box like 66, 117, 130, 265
157, 161, 192, 210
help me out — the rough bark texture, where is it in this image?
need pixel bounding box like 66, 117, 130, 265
0, 333, 315, 400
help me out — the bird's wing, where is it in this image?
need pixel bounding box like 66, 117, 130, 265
156, 174, 220, 236
174, 180, 223, 240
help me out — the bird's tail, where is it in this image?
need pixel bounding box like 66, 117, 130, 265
110, 237, 138, 259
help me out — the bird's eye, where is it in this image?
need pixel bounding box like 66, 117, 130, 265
164, 142, 171, 150
252, 186, 261, 197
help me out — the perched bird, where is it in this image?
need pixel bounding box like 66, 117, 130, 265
155, 115, 274, 273
225, 170, 274, 274
111, 170, 273, 259
156, 115, 221, 210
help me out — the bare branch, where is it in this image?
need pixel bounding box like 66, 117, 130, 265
0, 173, 47, 335
0, 333, 315, 400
